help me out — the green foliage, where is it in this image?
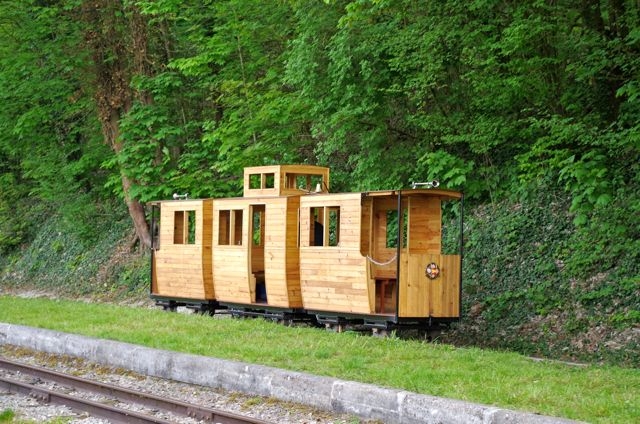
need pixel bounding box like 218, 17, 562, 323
418, 150, 474, 192
119, 0, 315, 201
0, 203, 147, 299
448, 183, 640, 366
0, 174, 29, 253
564, 185, 640, 280
3, 0, 638, 211
0, 0, 114, 251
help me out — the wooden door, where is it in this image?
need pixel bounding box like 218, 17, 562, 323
399, 196, 441, 317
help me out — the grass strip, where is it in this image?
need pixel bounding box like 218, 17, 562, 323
0, 296, 637, 423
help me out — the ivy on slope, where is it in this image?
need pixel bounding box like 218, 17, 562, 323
0, 203, 149, 299
445, 185, 640, 367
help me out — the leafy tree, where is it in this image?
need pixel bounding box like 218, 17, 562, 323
77, 0, 158, 247
118, 0, 317, 201
1, 0, 637, 255
0, 0, 109, 249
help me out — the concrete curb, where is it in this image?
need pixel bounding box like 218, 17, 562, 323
0, 323, 581, 424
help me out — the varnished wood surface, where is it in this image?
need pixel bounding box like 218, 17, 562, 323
151, 166, 462, 321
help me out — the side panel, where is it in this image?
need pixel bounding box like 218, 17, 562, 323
300, 249, 370, 313
152, 200, 214, 300
430, 254, 461, 317
212, 200, 251, 304
408, 196, 441, 254
299, 194, 371, 314
398, 195, 440, 317
212, 196, 303, 308
398, 253, 460, 318
284, 197, 303, 307
397, 194, 461, 318
263, 197, 302, 308
202, 202, 214, 298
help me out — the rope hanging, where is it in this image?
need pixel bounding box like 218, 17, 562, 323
366, 254, 397, 266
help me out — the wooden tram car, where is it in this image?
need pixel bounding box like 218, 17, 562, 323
150, 165, 463, 332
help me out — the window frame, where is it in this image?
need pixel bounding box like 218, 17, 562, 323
173, 210, 197, 245
307, 206, 340, 247
218, 209, 244, 246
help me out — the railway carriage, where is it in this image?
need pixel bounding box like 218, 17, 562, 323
150, 165, 463, 332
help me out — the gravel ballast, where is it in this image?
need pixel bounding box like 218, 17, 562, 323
0, 345, 371, 424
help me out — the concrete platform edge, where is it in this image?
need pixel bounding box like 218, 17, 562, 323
0, 323, 581, 424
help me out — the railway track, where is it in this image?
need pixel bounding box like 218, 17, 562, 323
0, 358, 270, 424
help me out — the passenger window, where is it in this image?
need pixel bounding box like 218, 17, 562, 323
264, 173, 275, 189
310, 207, 324, 246
296, 175, 310, 190
328, 207, 340, 246
252, 208, 264, 246
174, 210, 196, 245
248, 173, 275, 190
233, 210, 243, 245
309, 206, 340, 247
187, 211, 196, 244
283, 173, 327, 193
218, 209, 243, 246
385, 209, 407, 248
218, 210, 230, 245
249, 174, 261, 189
311, 175, 325, 192
151, 205, 160, 250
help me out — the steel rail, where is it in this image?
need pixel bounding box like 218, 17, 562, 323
0, 358, 269, 424
0, 375, 171, 424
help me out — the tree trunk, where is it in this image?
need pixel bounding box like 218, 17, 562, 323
82, 0, 153, 249
121, 175, 152, 249
105, 110, 152, 249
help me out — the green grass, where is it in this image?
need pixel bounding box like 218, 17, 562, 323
0, 410, 15, 423
0, 296, 638, 423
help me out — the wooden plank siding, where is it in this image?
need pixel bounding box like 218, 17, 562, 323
151, 200, 215, 300
430, 254, 461, 317
408, 196, 441, 254
395, 195, 461, 318
211, 196, 303, 308
300, 194, 373, 314
212, 198, 251, 304
285, 196, 303, 306
398, 253, 461, 318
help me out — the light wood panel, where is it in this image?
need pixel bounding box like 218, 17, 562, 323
408, 196, 441, 253
152, 199, 215, 300
211, 196, 303, 308
398, 253, 460, 318
299, 193, 371, 314
430, 254, 461, 317
212, 199, 250, 303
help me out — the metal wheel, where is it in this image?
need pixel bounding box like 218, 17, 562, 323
324, 323, 345, 333
162, 304, 177, 312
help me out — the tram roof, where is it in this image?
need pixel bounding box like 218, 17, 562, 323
362, 188, 463, 200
